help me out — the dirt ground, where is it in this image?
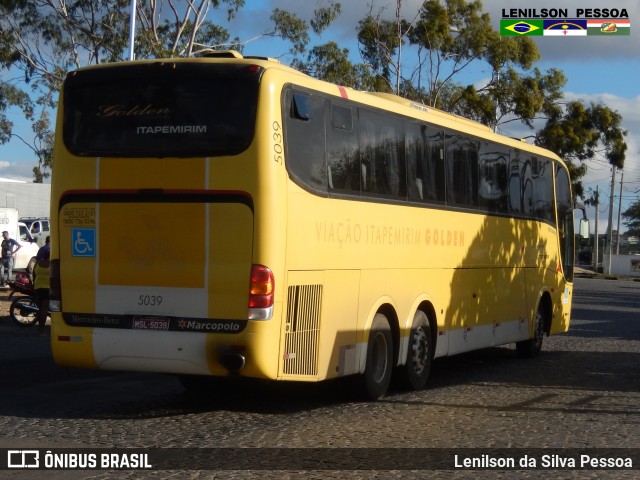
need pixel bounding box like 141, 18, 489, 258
0, 286, 13, 316
0, 284, 49, 329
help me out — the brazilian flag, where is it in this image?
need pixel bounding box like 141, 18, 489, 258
500, 20, 544, 36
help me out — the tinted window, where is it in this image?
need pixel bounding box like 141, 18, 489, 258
507, 154, 522, 214
63, 63, 261, 157
478, 143, 509, 213
555, 164, 574, 280
446, 131, 479, 207
359, 109, 406, 199
531, 157, 554, 222
327, 104, 359, 194
281, 86, 562, 223
406, 122, 445, 203
284, 90, 327, 193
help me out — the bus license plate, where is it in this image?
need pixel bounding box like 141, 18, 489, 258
132, 317, 170, 331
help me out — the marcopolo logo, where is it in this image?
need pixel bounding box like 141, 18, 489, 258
177, 319, 244, 333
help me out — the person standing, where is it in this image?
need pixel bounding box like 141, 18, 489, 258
0, 230, 21, 286
34, 236, 50, 336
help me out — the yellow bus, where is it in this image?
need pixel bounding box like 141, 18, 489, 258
50, 51, 585, 399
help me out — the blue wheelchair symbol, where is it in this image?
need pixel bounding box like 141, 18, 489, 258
72, 228, 96, 257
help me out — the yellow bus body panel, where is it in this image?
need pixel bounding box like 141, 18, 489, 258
49, 55, 575, 386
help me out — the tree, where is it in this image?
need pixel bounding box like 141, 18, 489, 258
349, 1, 627, 198
622, 200, 640, 237
536, 102, 627, 199
355, 0, 557, 131
292, 42, 377, 91
0, 0, 341, 181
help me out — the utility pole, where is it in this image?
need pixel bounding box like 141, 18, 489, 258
605, 167, 616, 274
616, 171, 624, 255
593, 185, 599, 272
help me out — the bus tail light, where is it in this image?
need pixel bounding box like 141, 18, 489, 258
49, 259, 61, 312
248, 264, 274, 320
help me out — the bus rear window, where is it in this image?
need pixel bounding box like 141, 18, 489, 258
63, 62, 261, 157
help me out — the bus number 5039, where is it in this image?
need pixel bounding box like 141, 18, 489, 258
138, 295, 163, 307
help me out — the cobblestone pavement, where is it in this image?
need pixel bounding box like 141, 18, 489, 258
0, 277, 638, 479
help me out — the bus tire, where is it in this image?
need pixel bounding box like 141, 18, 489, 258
360, 313, 393, 400
397, 310, 433, 390
516, 303, 545, 358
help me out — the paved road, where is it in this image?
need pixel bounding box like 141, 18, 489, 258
0, 277, 638, 479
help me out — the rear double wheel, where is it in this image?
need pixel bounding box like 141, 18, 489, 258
397, 310, 433, 390
360, 313, 393, 400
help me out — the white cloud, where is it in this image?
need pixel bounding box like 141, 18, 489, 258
0, 159, 35, 183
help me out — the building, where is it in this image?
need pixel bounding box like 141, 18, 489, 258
0, 178, 50, 218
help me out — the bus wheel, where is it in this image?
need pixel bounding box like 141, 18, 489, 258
398, 310, 432, 390
360, 313, 393, 400
516, 303, 545, 358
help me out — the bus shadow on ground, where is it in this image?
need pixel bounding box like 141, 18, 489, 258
1, 283, 638, 420
1, 325, 639, 421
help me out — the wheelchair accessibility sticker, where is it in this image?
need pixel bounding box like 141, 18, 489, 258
72, 228, 96, 257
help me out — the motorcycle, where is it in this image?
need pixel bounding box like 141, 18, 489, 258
8, 272, 49, 327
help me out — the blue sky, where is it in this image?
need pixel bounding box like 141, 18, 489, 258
1, 0, 638, 234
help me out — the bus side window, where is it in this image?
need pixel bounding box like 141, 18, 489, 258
508, 156, 522, 214
406, 122, 425, 201
406, 124, 422, 201
407, 123, 445, 204
284, 89, 327, 193
446, 132, 479, 208
531, 157, 554, 222
478, 144, 509, 213
327, 103, 360, 194
428, 131, 446, 203
358, 109, 406, 200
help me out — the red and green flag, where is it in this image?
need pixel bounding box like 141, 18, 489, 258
587, 19, 630, 35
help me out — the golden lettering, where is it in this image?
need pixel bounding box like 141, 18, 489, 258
97, 104, 171, 117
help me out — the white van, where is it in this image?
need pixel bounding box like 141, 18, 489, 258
17, 221, 40, 271
0, 208, 39, 272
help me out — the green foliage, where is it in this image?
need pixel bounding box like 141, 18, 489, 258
0, 0, 341, 180
0, 0, 630, 195
0, 82, 33, 144
270, 9, 310, 55
292, 41, 380, 91
310, 1, 341, 35
357, 14, 401, 86
536, 101, 627, 198
354, 0, 553, 131
622, 201, 640, 236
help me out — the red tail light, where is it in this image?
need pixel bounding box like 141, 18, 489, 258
248, 264, 274, 319
249, 264, 274, 307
